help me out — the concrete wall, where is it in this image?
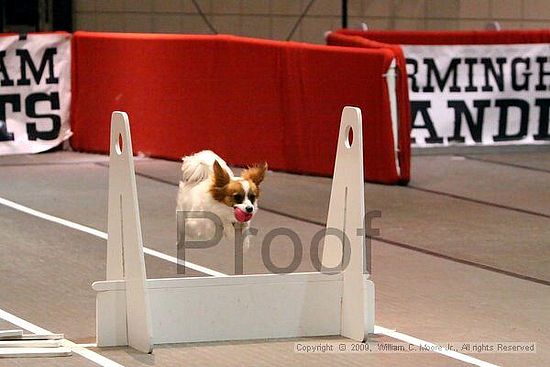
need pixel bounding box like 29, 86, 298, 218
73, 0, 550, 44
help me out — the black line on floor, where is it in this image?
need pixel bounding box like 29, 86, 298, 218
371, 236, 550, 287
463, 155, 550, 174
105, 164, 550, 287
261, 206, 326, 226
94, 162, 179, 187
408, 185, 550, 219
258, 207, 550, 287
123, 161, 550, 221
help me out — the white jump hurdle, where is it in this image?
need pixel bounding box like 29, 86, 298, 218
92, 107, 375, 353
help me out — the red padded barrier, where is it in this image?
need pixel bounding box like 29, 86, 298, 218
71, 32, 407, 184
334, 28, 550, 45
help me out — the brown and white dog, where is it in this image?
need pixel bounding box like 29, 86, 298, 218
176, 150, 267, 245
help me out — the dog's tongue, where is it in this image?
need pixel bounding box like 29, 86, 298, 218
234, 207, 253, 223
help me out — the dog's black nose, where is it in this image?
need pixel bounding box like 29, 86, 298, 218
245, 206, 253, 213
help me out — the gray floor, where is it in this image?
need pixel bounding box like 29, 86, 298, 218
0, 150, 548, 366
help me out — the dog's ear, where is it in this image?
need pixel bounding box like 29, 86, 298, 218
212, 160, 230, 187
242, 162, 267, 186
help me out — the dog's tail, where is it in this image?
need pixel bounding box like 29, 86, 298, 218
180, 150, 233, 186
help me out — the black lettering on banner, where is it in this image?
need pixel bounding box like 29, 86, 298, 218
423, 58, 461, 93
535, 57, 550, 91
406, 58, 419, 92
26, 92, 61, 141
481, 58, 506, 92
511, 57, 532, 91
448, 100, 490, 143
534, 99, 550, 141
16, 47, 59, 86
493, 99, 530, 142
464, 58, 478, 92
0, 95, 21, 142
0, 51, 15, 86
411, 101, 443, 144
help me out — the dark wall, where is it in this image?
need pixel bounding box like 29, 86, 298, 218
0, 0, 71, 33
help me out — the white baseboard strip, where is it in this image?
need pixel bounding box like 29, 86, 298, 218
0, 340, 63, 348
0, 333, 64, 341
0, 330, 23, 339
0, 347, 72, 358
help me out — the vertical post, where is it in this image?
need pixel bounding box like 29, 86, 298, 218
106, 111, 153, 353
342, 0, 348, 28
322, 106, 374, 341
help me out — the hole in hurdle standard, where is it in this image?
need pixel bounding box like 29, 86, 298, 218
345, 126, 353, 148
115, 133, 124, 155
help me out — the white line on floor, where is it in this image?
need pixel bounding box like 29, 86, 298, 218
144, 247, 227, 277
374, 326, 500, 367
0, 196, 225, 277
76, 343, 98, 348
0, 196, 500, 366
0, 308, 125, 367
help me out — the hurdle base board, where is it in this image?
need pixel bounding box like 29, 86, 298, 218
8, 334, 64, 341
0, 340, 63, 348
0, 347, 72, 358
0, 330, 23, 339
93, 272, 374, 346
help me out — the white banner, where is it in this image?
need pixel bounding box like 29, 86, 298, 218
0, 33, 71, 155
403, 44, 550, 146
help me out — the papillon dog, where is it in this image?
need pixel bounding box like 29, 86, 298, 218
177, 150, 267, 246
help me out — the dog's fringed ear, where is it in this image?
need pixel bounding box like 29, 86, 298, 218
213, 160, 230, 187
242, 162, 268, 186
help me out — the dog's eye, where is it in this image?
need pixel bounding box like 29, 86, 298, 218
233, 193, 244, 203
248, 193, 256, 202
